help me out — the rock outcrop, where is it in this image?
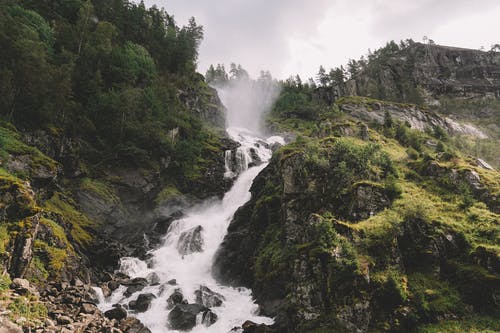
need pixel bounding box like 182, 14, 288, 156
214, 135, 500, 332
347, 43, 500, 101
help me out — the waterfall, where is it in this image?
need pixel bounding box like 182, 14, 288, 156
96, 127, 284, 332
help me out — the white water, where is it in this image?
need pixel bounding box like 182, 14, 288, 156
96, 127, 284, 332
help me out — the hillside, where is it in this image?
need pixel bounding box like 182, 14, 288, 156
0, 2, 499, 332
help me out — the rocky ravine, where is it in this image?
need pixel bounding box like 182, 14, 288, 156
0, 86, 238, 331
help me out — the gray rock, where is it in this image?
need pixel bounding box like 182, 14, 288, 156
123, 278, 148, 297
146, 272, 160, 286
201, 309, 218, 327
195, 286, 225, 307
177, 226, 204, 255
104, 305, 127, 321
129, 293, 156, 313
167, 304, 207, 331
167, 289, 186, 309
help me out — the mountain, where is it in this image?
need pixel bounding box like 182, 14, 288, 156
215, 42, 500, 332
0, 1, 499, 332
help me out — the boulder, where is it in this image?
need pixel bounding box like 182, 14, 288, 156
146, 272, 160, 286
242, 320, 274, 333
167, 289, 186, 309
122, 278, 148, 297
129, 293, 156, 313
10, 278, 36, 295
201, 309, 218, 327
195, 285, 224, 307
104, 304, 127, 321
177, 226, 204, 255
167, 304, 207, 331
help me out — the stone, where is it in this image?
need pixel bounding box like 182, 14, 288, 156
146, 272, 160, 286
0, 316, 23, 333
104, 305, 127, 321
119, 317, 152, 333
108, 280, 120, 292
81, 302, 98, 314
177, 225, 204, 255
201, 309, 218, 327
167, 304, 207, 331
167, 279, 177, 285
241, 320, 274, 333
56, 315, 72, 325
166, 289, 186, 309
129, 293, 156, 313
123, 278, 148, 297
194, 285, 225, 307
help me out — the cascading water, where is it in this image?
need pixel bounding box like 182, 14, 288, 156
96, 126, 284, 332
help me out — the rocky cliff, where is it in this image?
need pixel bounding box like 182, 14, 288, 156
346, 42, 500, 102
214, 130, 500, 332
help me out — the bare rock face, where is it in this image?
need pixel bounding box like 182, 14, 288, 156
339, 99, 488, 138
177, 225, 204, 255
347, 43, 500, 101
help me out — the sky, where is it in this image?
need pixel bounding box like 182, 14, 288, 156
142, 0, 500, 79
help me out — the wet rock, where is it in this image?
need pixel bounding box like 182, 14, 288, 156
201, 309, 218, 327
249, 148, 262, 166
195, 285, 224, 307
146, 272, 160, 286
167, 289, 187, 309
122, 278, 148, 297
167, 304, 208, 331
104, 305, 127, 321
129, 293, 156, 313
177, 225, 204, 255
108, 280, 120, 292
242, 320, 274, 333
149, 211, 184, 246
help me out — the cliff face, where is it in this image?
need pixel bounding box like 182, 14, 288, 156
347, 43, 500, 102
214, 132, 500, 332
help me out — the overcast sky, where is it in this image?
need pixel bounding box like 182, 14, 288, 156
142, 0, 500, 79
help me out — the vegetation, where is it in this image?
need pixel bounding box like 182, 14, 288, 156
0, 0, 214, 175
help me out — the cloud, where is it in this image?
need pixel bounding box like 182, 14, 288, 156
143, 0, 332, 77
367, 0, 500, 38
142, 0, 500, 79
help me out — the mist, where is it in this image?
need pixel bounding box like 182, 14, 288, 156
214, 75, 281, 134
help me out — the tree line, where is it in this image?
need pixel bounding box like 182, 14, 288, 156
0, 0, 210, 172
